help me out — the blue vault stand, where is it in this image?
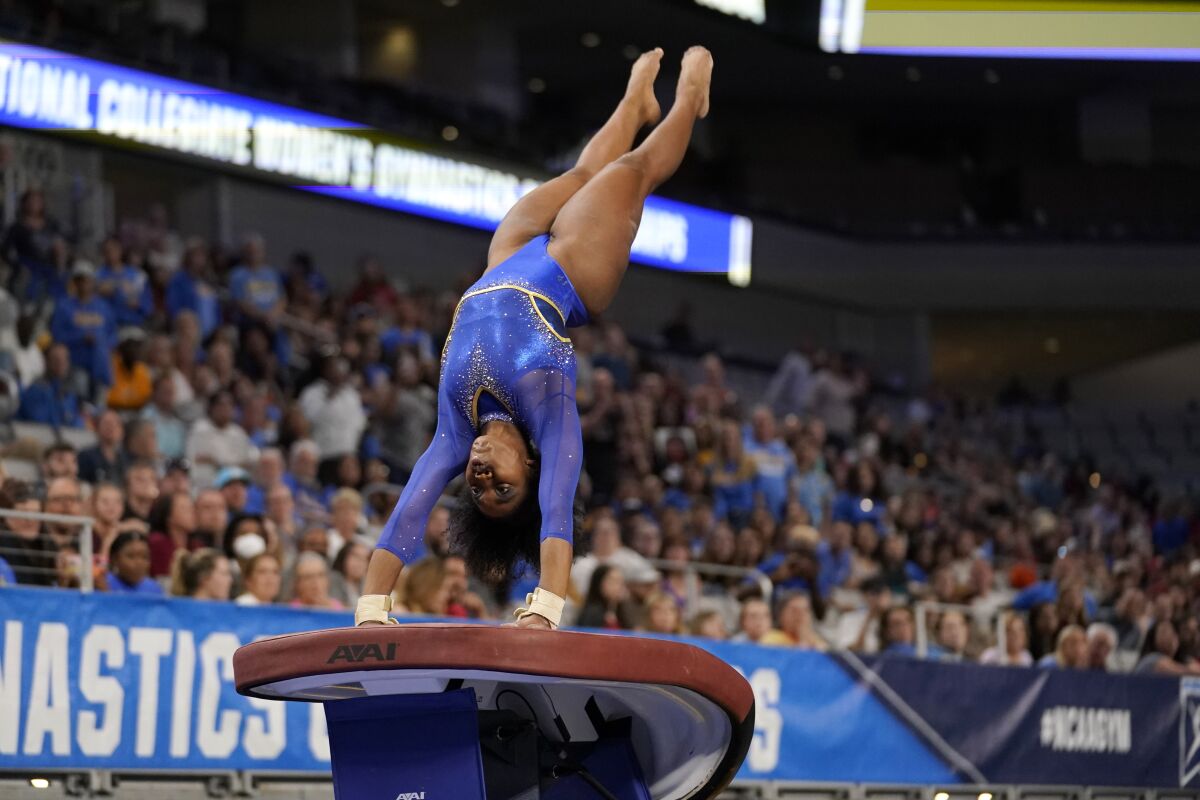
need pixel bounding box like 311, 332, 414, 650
322, 687, 652, 800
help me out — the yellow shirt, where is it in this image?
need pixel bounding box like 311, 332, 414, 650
106, 357, 152, 410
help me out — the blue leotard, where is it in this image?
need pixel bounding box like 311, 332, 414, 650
376, 235, 588, 562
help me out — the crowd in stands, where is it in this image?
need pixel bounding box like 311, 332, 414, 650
1, 186, 1199, 679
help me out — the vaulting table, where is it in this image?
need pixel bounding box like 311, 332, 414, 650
234, 624, 755, 800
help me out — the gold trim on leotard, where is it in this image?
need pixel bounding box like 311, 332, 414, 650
445, 283, 571, 346
470, 385, 516, 430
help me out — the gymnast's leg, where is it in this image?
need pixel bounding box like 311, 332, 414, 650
485, 48, 664, 269
546, 46, 712, 316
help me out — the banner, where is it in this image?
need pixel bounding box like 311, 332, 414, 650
0, 42, 752, 283
0, 587, 1195, 787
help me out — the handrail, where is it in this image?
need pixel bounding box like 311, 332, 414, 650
0, 508, 95, 592
646, 556, 773, 614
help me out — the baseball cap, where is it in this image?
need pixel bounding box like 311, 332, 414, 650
214, 466, 251, 489
71, 259, 96, 279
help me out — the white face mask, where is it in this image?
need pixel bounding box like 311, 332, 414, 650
233, 533, 267, 560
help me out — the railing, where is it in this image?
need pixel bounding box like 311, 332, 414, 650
913, 600, 1006, 659
646, 556, 774, 613
0, 508, 95, 592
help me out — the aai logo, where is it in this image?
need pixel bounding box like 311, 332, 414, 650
1181, 678, 1200, 786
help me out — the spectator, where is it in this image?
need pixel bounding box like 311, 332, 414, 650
244, 448, 285, 514
761, 594, 827, 649
2, 189, 65, 292
732, 598, 774, 645
103, 531, 162, 595
1135, 620, 1200, 676
229, 233, 285, 329
443, 553, 490, 619
1028, 602, 1060, 662
235, 552, 282, 606
576, 564, 637, 630
1038, 625, 1088, 669
346, 254, 399, 312
709, 419, 756, 527
43, 476, 85, 551
215, 467, 252, 517
96, 235, 153, 327
328, 488, 364, 552
399, 556, 448, 616
879, 606, 941, 658
808, 352, 862, 445
980, 612, 1034, 667
0, 479, 55, 585
372, 352, 436, 477
125, 418, 161, 467
78, 409, 127, 484
299, 354, 366, 476
1087, 623, 1118, 671
284, 439, 325, 516
91, 483, 146, 565
170, 548, 233, 600
265, 483, 300, 544
688, 609, 729, 639
792, 435, 833, 527
50, 260, 116, 392
106, 330, 153, 411
193, 489, 229, 551
123, 460, 160, 524
935, 610, 971, 662
17, 343, 84, 428
141, 374, 188, 459
225, 513, 272, 567
642, 592, 684, 635
186, 390, 258, 487
330, 538, 370, 608
570, 514, 655, 598
743, 406, 796, 521
147, 491, 198, 577
166, 239, 220, 338
37, 442, 79, 496
380, 294, 434, 370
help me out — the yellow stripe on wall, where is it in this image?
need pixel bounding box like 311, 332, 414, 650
867, 0, 1200, 13
862, 8, 1200, 46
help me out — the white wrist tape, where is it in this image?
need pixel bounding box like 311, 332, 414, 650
355, 594, 398, 626
514, 587, 565, 629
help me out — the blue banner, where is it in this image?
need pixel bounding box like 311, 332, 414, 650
0, 588, 1194, 787
0, 41, 752, 281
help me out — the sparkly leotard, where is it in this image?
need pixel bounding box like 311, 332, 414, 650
376, 235, 588, 562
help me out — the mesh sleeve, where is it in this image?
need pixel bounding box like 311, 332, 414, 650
375, 388, 473, 561
518, 369, 583, 545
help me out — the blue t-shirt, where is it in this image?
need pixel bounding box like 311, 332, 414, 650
832, 491, 886, 528
166, 270, 220, 337
794, 466, 834, 526
17, 378, 84, 428
379, 327, 434, 362
816, 540, 852, 597
1153, 517, 1190, 556
106, 572, 164, 595
230, 265, 284, 315
743, 432, 796, 520
97, 264, 153, 326
1012, 580, 1098, 619
50, 295, 116, 385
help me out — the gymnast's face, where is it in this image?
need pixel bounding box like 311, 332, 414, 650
466, 432, 532, 518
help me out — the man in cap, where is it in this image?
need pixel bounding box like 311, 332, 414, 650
215, 466, 252, 517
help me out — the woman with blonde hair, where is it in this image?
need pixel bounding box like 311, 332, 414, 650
397, 557, 448, 616
642, 592, 683, 635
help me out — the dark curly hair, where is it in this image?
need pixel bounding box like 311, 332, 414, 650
448, 454, 586, 583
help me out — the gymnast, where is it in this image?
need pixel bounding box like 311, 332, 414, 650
356, 46, 713, 631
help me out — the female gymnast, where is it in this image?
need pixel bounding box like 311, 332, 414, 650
356, 46, 713, 631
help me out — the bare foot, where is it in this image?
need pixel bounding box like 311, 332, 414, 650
678, 45, 713, 119
626, 47, 663, 126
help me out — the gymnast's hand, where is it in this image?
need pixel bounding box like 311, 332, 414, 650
512, 613, 554, 631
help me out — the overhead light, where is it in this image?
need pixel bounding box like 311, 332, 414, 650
828, 64, 844, 80
30, 778, 51, 789
906, 66, 921, 82
984, 68, 999, 84
1043, 337, 1061, 354
860, 498, 874, 513
934, 793, 950, 800
622, 44, 641, 60
581, 32, 601, 48
978, 793, 994, 800
440, 0, 460, 6
441, 125, 459, 142
527, 77, 546, 94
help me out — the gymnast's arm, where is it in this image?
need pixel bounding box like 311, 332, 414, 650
526, 369, 584, 606
362, 393, 472, 603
